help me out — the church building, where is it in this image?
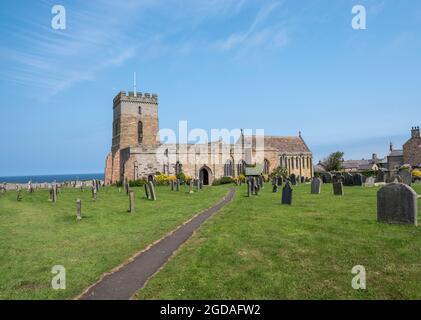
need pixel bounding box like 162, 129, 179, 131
104, 90, 313, 185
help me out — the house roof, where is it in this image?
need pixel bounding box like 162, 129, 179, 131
240, 135, 311, 153
388, 150, 403, 157
245, 164, 264, 176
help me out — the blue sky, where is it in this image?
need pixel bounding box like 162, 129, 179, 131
0, 0, 420, 176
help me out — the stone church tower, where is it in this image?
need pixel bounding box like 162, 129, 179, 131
105, 91, 159, 184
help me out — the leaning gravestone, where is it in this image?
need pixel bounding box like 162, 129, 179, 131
377, 183, 418, 225
144, 183, 150, 199
76, 199, 82, 220
311, 178, 322, 194
149, 181, 157, 201
333, 182, 344, 196
398, 170, 412, 186
281, 182, 293, 205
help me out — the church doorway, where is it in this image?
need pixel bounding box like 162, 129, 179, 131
199, 167, 211, 185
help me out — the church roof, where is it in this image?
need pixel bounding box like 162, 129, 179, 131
241, 135, 311, 153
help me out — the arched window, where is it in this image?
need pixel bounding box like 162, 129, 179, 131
263, 159, 270, 175
291, 158, 294, 170
224, 160, 234, 177
237, 160, 246, 175
138, 121, 143, 144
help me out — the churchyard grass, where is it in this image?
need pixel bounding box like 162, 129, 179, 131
0, 185, 230, 299
136, 183, 421, 300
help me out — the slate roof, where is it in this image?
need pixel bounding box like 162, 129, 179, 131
245, 164, 264, 176
240, 135, 311, 153
388, 150, 403, 157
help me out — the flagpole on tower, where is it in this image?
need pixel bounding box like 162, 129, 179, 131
133, 72, 137, 97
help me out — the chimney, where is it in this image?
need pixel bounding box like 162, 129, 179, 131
390, 142, 393, 152
411, 126, 420, 138
372, 153, 378, 160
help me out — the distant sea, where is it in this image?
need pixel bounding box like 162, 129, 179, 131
0, 173, 104, 183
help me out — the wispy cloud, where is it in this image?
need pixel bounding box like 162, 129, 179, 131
216, 1, 287, 51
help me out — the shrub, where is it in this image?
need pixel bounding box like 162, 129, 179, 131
212, 176, 234, 186
155, 174, 169, 186
270, 166, 288, 179
413, 169, 421, 178
238, 174, 246, 183
168, 175, 177, 182
263, 174, 269, 182
176, 172, 186, 184
184, 175, 192, 184
129, 178, 148, 187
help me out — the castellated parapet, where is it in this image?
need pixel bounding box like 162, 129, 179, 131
113, 91, 158, 107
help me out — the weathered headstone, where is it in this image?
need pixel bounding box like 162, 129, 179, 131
92, 187, 97, 200
247, 179, 251, 197
344, 173, 354, 186
52, 184, 58, 202
277, 176, 283, 186
352, 173, 363, 186
144, 183, 150, 199
333, 182, 344, 196
170, 180, 174, 191
272, 184, 278, 193
16, 189, 22, 201
149, 181, 156, 201
377, 183, 418, 225
398, 170, 412, 186
176, 179, 180, 192
364, 176, 375, 187
128, 190, 135, 213
375, 170, 386, 183
290, 174, 297, 186
311, 178, 322, 194
76, 199, 82, 220
281, 182, 293, 205
189, 180, 193, 193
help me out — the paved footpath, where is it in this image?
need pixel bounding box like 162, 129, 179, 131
78, 188, 236, 300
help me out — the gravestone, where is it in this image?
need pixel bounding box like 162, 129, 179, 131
333, 174, 344, 184
377, 183, 417, 225
52, 184, 58, 202
16, 189, 22, 201
301, 176, 305, 184
144, 183, 150, 199
189, 180, 194, 193
92, 187, 97, 200
48, 185, 53, 201
333, 182, 344, 196
398, 170, 412, 186
375, 170, 386, 183
311, 178, 322, 194
176, 179, 180, 192
344, 173, 354, 186
196, 179, 200, 192
149, 181, 157, 201
124, 178, 129, 195
272, 184, 278, 193
272, 177, 276, 186
281, 182, 293, 205
199, 180, 203, 189
365, 176, 375, 187
247, 179, 251, 197
290, 174, 297, 186
352, 173, 363, 186
277, 176, 283, 186
254, 182, 259, 196
170, 180, 174, 191
250, 178, 255, 195
76, 199, 82, 220
128, 190, 135, 213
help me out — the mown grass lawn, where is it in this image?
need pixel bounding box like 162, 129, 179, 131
136, 183, 421, 300
0, 184, 230, 299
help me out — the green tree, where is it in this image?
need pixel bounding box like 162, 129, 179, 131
323, 151, 344, 172
270, 166, 289, 178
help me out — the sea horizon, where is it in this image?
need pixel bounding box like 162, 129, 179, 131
0, 173, 104, 184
